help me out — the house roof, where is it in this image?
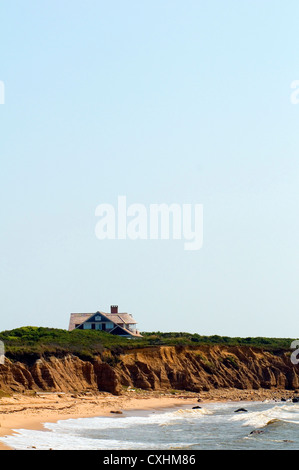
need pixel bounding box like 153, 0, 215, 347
68, 311, 138, 331
110, 324, 143, 338
105, 313, 137, 325
68, 313, 92, 331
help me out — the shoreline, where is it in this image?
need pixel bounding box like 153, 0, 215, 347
0, 390, 199, 450
0, 388, 297, 450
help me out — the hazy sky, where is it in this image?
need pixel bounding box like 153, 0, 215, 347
1, 0, 299, 337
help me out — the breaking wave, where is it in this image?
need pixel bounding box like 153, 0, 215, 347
1, 402, 299, 450
230, 404, 299, 429
0, 406, 213, 450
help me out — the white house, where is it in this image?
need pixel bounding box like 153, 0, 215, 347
68, 305, 142, 338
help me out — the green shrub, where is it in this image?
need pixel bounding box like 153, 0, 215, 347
0, 326, 294, 362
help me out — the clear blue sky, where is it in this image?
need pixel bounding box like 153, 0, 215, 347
1, 0, 299, 337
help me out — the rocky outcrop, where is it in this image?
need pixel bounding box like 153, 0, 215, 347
0, 345, 298, 396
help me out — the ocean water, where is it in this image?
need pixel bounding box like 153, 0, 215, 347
1, 401, 299, 450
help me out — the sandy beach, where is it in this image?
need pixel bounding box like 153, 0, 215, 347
0, 387, 297, 450
0, 390, 199, 450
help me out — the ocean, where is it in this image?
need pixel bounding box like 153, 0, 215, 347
1, 400, 299, 450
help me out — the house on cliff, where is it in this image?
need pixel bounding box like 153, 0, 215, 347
68, 305, 142, 338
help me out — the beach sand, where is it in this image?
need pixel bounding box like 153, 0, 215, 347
0, 388, 296, 450
0, 390, 199, 450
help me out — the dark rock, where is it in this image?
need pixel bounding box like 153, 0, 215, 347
110, 410, 123, 414
234, 408, 248, 413
281, 398, 287, 402
192, 406, 202, 409
250, 430, 264, 435
292, 397, 299, 403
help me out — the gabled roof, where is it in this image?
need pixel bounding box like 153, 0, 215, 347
105, 313, 137, 325
68, 313, 91, 331
68, 311, 138, 331
110, 324, 143, 338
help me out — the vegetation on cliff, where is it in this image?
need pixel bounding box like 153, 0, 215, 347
0, 326, 294, 362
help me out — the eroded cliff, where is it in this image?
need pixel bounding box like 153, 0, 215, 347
0, 345, 298, 395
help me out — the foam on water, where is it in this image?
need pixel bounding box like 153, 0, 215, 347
1, 402, 299, 450
1, 429, 195, 451
44, 407, 213, 433
0, 406, 213, 450
230, 404, 299, 429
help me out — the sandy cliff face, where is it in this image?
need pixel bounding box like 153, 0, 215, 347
116, 345, 299, 392
0, 345, 298, 395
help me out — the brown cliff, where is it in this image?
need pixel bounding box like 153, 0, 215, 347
0, 345, 298, 396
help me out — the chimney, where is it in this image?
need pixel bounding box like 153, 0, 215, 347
110, 305, 118, 314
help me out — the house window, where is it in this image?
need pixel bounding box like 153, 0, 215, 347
83, 323, 91, 330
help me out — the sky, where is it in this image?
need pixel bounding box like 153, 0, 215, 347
1, 0, 299, 338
